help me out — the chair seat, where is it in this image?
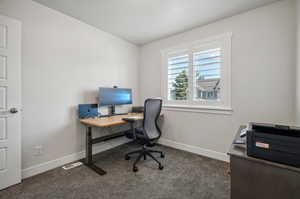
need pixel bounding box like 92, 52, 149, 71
135, 128, 145, 137
124, 128, 143, 139
125, 128, 156, 146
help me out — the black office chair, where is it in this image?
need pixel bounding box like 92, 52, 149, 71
123, 98, 164, 172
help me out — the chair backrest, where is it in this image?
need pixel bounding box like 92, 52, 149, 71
143, 98, 162, 140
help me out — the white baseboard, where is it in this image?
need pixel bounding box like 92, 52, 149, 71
159, 138, 229, 162
22, 137, 130, 179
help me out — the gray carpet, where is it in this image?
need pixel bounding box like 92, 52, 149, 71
0, 143, 230, 199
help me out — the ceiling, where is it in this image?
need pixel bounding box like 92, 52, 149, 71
33, 0, 279, 45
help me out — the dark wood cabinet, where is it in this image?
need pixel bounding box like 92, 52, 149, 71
228, 127, 300, 199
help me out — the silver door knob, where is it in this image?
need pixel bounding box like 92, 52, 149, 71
9, 108, 18, 114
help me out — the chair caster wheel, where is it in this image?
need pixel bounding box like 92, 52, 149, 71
133, 166, 138, 172
125, 155, 130, 160
160, 153, 165, 158
159, 165, 164, 170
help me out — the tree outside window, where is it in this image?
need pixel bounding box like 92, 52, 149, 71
171, 70, 188, 100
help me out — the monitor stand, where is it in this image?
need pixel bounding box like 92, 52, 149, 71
110, 105, 116, 115
99, 105, 128, 118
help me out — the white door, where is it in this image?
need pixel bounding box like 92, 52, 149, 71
0, 15, 21, 190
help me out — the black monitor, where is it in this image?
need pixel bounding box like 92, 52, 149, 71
99, 87, 132, 107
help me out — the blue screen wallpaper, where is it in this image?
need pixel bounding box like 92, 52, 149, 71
99, 87, 132, 106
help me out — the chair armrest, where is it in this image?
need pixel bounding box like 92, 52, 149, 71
122, 118, 137, 123
122, 117, 138, 140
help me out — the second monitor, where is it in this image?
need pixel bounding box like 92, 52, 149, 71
99, 87, 132, 115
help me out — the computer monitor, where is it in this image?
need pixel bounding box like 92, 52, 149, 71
99, 87, 132, 107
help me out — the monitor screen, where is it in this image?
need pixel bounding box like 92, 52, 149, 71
99, 87, 132, 106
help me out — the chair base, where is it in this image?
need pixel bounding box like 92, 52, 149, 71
125, 146, 165, 172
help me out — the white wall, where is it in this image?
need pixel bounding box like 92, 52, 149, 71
140, 0, 296, 158
0, 0, 139, 170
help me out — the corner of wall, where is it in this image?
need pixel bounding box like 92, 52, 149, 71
296, 0, 300, 125
136, 45, 143, 106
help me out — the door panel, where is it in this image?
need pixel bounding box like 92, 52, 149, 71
0, 86, 7, 109
0, 148, 7, 171
0, 55, 6, 80
0, 118, 6, 140
0, 15, 21, 190
0, 24, 6, 48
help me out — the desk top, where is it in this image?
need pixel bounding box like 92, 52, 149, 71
228, 126, 300, 173
79, 113, 143, 128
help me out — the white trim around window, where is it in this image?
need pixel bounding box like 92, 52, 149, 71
161, 33, 232, 114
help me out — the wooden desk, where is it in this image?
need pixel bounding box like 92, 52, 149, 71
228, 126, 300, 199
79, 113, 143, 175
80, 113, 143, 127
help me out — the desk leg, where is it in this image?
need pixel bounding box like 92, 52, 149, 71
85, 126, 92, 164
84, 126, 107, 176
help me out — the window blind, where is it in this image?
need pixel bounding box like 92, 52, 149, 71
193, 48, 221, 80
193, 48, 221, 100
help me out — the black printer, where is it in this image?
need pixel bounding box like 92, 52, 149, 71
246, 123, 300, 167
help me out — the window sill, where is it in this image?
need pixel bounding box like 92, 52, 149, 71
162, 104, 233, 115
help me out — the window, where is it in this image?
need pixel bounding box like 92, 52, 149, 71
161, 33, 232, 113
193, 48, 221, 101
168, 54, 189, 101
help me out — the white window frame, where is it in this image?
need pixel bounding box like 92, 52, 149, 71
161, 33, 232, 114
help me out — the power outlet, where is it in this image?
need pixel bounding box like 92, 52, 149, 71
33, 145, 43, 156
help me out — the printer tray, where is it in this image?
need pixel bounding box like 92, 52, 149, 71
247, 123, 300, 167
